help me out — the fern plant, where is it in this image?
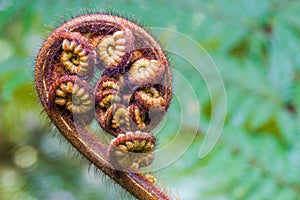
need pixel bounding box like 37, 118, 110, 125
0, 0, 300, 199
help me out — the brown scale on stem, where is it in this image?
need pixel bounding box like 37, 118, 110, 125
35, 13, 174, 200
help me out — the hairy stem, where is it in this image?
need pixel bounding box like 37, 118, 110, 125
35, 73, 170, 200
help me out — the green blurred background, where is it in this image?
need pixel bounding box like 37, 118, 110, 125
1, 0, 300, 199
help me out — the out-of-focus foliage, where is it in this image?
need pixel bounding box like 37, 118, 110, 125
0, 0, 300, 199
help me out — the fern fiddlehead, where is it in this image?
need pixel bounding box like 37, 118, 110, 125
35, 14, 173, 199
